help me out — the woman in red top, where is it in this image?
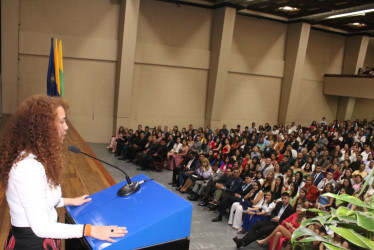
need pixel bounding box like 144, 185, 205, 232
222, 139, 231, 158
257, 204, 305, 249
304, 176, 319, 203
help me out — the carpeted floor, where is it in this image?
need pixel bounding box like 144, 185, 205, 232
87, 142, 264, 250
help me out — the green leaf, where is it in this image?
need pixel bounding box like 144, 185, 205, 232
306, 208, 330, 214
335, 215, 357, 224
292, 227, 347, 249
359, 167, 374, 196
355, 210, 374, 232
329, 225, 374, 249
323, 193, 374, 211
336, 206, 355, 217
322, 242, 347, 250
300, 217, 319, 227
291, 227, 325, 244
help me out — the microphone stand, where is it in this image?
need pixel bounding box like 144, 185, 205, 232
74, 151, 140, 197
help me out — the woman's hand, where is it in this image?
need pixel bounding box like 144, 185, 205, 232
65, 195, 92, 206
91, 225, 128, 243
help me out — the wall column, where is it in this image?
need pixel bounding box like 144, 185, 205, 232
205, 7, 236, 129
1, 0, 19, 114
278, 23, 310, 125
337, 35, 369, 121
113, 0, 140, 131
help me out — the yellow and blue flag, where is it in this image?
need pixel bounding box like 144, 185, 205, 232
47, 38, 64, 97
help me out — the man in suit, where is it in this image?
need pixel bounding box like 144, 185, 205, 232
188, 163, 223, 201
212, 173, 253, 222
311, 165, 325, 186
176, 152, 201, 189
233, 192, 295, 248
279, 155, 291, 174
208, 169, 242, 207
199, 167, 232, 207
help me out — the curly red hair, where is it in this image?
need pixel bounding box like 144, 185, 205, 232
0, 95, 69, 188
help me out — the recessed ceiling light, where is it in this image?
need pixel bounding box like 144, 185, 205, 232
278, 6, 300, 12
345, 22, 367, 28
327, 8, 374, 19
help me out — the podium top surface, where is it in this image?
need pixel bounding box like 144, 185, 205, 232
66, 174, 192, 250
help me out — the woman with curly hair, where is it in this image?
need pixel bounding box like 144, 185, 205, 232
0, 95, 127, 250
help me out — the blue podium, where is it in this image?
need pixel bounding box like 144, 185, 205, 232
66, 174, 193, 250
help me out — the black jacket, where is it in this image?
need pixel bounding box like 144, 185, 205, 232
271, 202, 295, 224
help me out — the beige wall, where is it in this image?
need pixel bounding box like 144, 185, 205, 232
352, 98, 374, 120
364, 39, 374, 68
3, 0, 374, 143
297, 29, 344, 124
130, 1, 212, 130
220, 15, 286, 128
14, 0, 119, 143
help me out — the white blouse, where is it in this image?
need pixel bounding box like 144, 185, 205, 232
261, 201, 276, 215
6, 153, 84, 239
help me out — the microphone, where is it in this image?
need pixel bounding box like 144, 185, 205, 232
68, 145, 140, 197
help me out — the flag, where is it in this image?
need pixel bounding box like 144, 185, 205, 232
47, 37, 64, 97
58, 40, 64, 96
47, 38, 59, 96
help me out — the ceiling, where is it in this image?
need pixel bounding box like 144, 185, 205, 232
159, 0, 374, 36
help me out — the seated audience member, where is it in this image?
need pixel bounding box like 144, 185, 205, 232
339, 177, 355, 195
126, 131, 147, 161
279, 156, 291, 174
256, 204, 306, 250
294, 171, 305, 191
138, 138, 167, 171
259, 158, 274, 178
240, 191, 276, 233
316, 183, 335, 211
283, 169, 293, 190
335, 187, 349, 207
262, 171, 275, 193
290, 160, 302, 174
134, 134, 153, 164
171, 152, 199, 188
166, 137, 182, 169
220, 157, 233, 174
288, 182, 299, 205
165, 134, 175, 151
337, 168, 353, 187
208, 169, 242, 206
317, 171, 336, 190
273, 163, 282, 180
188, 163, 222, 201
292, 188, 309, 209
254, 171, 264, 186
199, 168, 232, 207
115, 129, 133, 158
190, 135, 202, 153
179, 158, 211, 193
227, 180, 262, 230
273, 176, 285, 201
304, 176, 319, 205
199, 139, 210, 156
222, 138, 231, 158
107, 126, 125, 152
233, 192, 295, 248
212, 175, 255, 224
150, 139, 168, 171
251, 146, 261, 159
311, 165, 325, 186
352, 163, 368, 179
240, 164, 251, 180
167, 138, 189, 171
352, 174, 364, 192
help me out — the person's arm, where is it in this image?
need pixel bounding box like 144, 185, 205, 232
271, 182, 276, 192
180, 146, 189, 156
13, 160, 127, 241
251, 191, 264, 205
